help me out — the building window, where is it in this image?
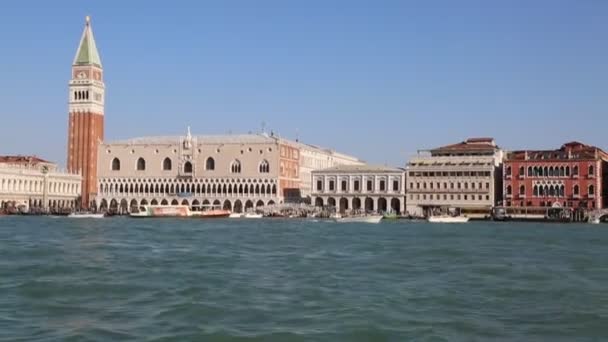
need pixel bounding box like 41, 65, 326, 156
380, 180, 386, 191
520, 185, 525, 195
506, 166, 512, 176
354, 180, 360, 191
533, 185, 539, 197
573, 166, 579, 176
137, 158, 146, 171
230, 160, 241, 173
259, 160, 270, 173
574, 185, 580, 196
205, 157, 215, 170
367, 180, 373, 191
410, 182, 414, 189
111, 158, 120, 171
528, 166, 533, 177
589, 185, 595, 196
341, 180, 347, 192
519, 166, 525, 177
184, 161, 193, 173
589, 165, 594, 176
317, 180, 323, 191
329, 180, 335, 191
163, 158, 172, 171
565, 166, 570, 176
393, 180, 399, 191
506, 185, 512, 195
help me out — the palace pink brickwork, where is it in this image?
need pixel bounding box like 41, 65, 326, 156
503, 142, 608, 210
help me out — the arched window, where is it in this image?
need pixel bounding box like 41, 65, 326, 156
506, 166, 512, 176
111, 158, 120, 171
519, 185, 525, 196
543, 166, 548, 177
259, 160, 270, 173
559, 185, 565, 197
573, 166, 579, 176
533, 185, 539, 197
506, 185, 512, 195
527, 167, 533, 177
519, 166, 525, 177
205, 157, 215, 171
137, 158, 146, 171
565, 166, 570, 176
163, 158, 172, 171
230, 160, 241, 174
574, 185, 580, 196
184, 161, 193, 173
549, 186, 555, 197
589, 165, 594, 176
548, 167, 554, 177
589, 185, 595, 196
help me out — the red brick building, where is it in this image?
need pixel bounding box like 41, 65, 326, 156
503, 142, 608, 210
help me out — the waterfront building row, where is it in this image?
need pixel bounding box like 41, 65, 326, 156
64, 17, 363, 212
0, 156, 81, 211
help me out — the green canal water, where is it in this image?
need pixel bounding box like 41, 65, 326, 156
1, 217, 607, 341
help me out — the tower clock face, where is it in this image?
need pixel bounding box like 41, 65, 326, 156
77, 71, 87, 79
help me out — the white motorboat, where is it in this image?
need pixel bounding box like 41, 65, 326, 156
244, 213, 263, 219
130, 205, 191, 218
333, 215, 383, 224
589, 217, 601, 224
427, 215, 470, 223
67, 212, 105, 219
229, 213, 243, 218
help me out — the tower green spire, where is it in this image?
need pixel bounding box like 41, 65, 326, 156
73, 16, 102, 67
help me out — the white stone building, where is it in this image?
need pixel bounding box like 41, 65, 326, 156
0, 156, 82, 211
405, 138, 503, 218
311, 164, 406, 214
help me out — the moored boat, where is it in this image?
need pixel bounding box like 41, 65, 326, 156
130, 205, 191, 218
67, 212, 105, 219
427, 215, 470, 223
333, 214, 383, 224
244, 213, 263, 219
198, 208, 231, 218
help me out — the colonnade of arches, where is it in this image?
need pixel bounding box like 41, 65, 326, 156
0, 198, 76, 210
313, 196, 402, 214
506, 184, 595, 197
99, 178, 277, 198
97, 197, 276, 214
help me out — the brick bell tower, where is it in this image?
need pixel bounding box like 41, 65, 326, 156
67, 16, 105, 209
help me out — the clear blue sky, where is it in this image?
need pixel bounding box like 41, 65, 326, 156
0, 0, 606, 167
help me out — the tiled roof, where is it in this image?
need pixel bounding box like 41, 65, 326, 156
430, 137, 498, 154
0, 156, 50, 164
506, 142, 608, 161
107, 134, 278, 145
